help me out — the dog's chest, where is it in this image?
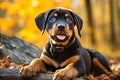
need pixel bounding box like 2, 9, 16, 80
50, 49, 74, 63
44, 40, 80, 69
48, 54, 80, 70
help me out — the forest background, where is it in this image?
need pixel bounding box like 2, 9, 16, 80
0, 0, 120, 57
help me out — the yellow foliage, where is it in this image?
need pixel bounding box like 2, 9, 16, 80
0, 0, 73, 49
0, 2, 7, 9
0, 0, 120, 56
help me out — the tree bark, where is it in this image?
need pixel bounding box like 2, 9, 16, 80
115, 0, 120, 49
85, 0, 95, 44
109, 0, 116, 50
0, 34, 42, 64
0, 68, 86, 80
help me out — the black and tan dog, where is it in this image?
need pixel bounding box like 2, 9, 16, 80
20, 8, 113, 80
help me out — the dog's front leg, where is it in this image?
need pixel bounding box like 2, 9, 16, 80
19, 58, 47, 77
53, 63, 78, 80
53, 62, 86, 80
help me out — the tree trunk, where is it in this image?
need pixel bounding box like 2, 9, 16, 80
0, 34, 42, 64
0, 68, 53, 80
109, 0, 116, 50
115, 0, 120, 49
0, 68, 86, 80
85, 0, 95, 44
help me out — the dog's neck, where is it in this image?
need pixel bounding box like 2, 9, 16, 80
49, 35, 75, 54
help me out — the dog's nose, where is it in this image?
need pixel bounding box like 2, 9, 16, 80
57, 24, 65, 30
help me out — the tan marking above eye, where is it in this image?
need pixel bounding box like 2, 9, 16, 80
65, 13, 69, 17
54, 13, 58, 17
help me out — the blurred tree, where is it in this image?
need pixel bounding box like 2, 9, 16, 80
0, 8, 6, 17
109, 0, 116, 50
85, 0, 95, 44
115, 0, 120, 49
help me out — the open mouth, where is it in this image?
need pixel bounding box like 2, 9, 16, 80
56, 35, 66, 40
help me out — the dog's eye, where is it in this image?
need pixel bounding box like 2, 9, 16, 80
49, 17, 56, 23
66, 18, 72, 23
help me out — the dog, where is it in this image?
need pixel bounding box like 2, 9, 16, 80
19, 8, 114, 80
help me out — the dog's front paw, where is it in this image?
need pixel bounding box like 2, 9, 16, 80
19, 65, 40, 77
53, 69, 73, 80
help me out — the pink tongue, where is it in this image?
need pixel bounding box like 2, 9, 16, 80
56, 35, 66, 40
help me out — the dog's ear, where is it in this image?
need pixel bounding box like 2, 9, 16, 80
35, 9, 55, 34
69, 11, 83, 37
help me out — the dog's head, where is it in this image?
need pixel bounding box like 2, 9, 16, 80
35, 8, 83, 45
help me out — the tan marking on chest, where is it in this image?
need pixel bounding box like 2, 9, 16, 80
41, 53, 58, 68
59, 55, 80, 67
41, 54, 80, 68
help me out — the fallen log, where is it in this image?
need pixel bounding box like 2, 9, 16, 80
0, 68, 85, 80
0, 34, 42, 64
0, 68, 53, 80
